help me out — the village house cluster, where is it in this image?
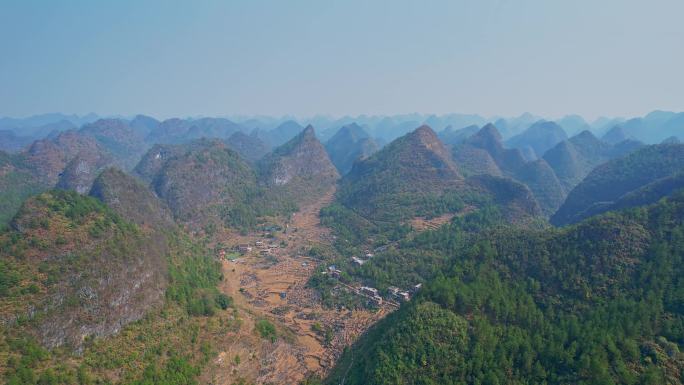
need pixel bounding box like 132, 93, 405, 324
325, 264, 422, 307
351, 249, 375, 266
234, 239, 282, 257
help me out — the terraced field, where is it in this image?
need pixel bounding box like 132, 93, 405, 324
201, 188, 394, 384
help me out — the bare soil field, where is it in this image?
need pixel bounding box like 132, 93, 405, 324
201, 189, 392, 384
409, 213, 456, 231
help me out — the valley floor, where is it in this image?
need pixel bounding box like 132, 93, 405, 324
200, 189, 393, 384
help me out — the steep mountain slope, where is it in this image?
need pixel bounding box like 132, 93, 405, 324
601, 125, 631, 144
135, 139, 299, 230
459, 123, 527, 174
610, 138, 645, 157
22, 130, 105, 186
133, 142, 186, 184
506, 120, 567, 160
139, 139, 258, 225
552, 143, 684, 225
493, 112, 540, 138
259, 125, 339, 202
606, 171, 684, 212
466, 174, 542, 221
337, 125, 464, 221
0, 130, 33, 152
514, 159, 566, 216
258, 120, 304, 147
0, 130, 119, 227
146, 117, 243, 144
324, 123, 379, 175
10, 122, 144, 202
557, 114, 591, 136
1, 191, 167, 348
371, 118, 422, 143
55, 150, 114, 194
1, 175, 229, 383
451, 124, 563, 214
0, 152, 45, 226
437, 124, 479, 146
451, 145, 502, 177
619, 111, 684, 143
0, 113, 90, 137
335, 125, 540, 224
129, 114, 160, 137
79, 118, 148, 170
327, 192, 684, 385
0, 130, 115, 224
89, 167, 175, 230
225, 130, 271, 164
542, 130, 643, 192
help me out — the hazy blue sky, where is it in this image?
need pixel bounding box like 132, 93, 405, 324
1, 0, 682, 120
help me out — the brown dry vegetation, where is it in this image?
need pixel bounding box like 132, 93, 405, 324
201, 188, 392, 384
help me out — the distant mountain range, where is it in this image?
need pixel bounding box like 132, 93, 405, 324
552, 143, 684, 225
1, 109, 679, 226
2, 110, 680, 152
324, 123, 379, 175
0, 110, 677, 228
506, 120, 568, 160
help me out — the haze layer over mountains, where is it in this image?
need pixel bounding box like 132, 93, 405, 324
2, 109, 681, 225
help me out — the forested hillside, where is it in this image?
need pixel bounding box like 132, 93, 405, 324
135, 139, 298, 230
553, 143, 684, 225
0, 177, 236, 384
334, 125, 540, 227
327, 192, 684, 385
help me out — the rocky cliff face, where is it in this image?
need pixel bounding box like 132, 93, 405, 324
17, 121, 145, 194
19, 122, 144, 198
1, 191, 167, 349
23, 130, 105, 186
55, 150, 113, 194
133, 143, 185, 184
259, 125, 339, 202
